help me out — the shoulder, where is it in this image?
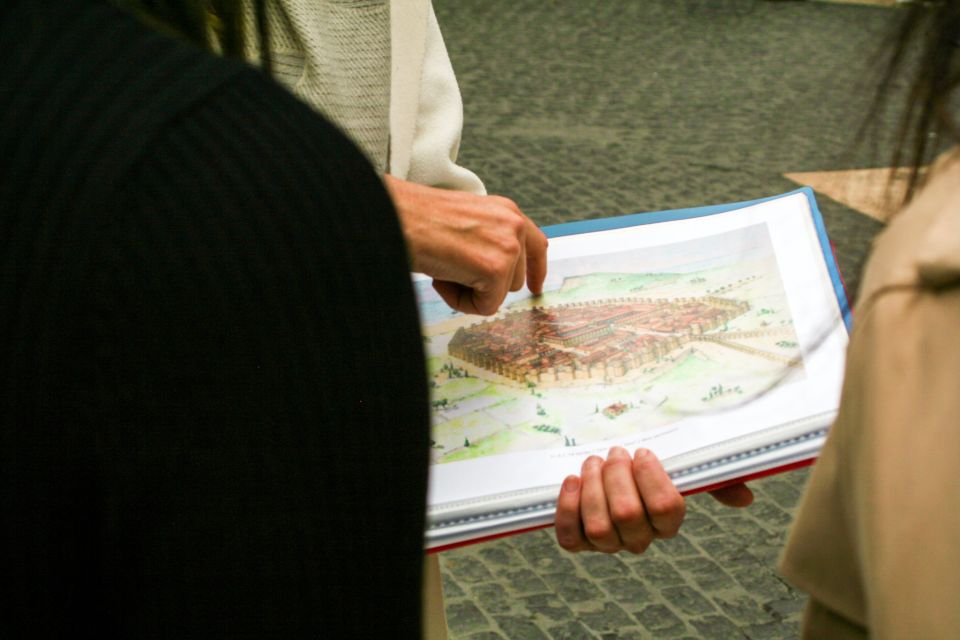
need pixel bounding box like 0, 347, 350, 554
857, 149, 960, 306
0, 0, 248, 193
2, 1, 244, 118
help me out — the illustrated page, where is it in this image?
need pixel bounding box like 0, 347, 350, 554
419, 192, 848, 511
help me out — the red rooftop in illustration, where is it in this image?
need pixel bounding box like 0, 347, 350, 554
448, 296, 751, 386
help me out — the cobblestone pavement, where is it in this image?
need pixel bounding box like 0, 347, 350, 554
440, 478, 808, 639
431, 1, 904, 637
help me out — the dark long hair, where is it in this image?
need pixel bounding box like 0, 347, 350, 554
873, 1, 960, 202
110, 0, 271, 72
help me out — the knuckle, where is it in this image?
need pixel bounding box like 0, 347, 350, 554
583, 522, 613, 544
646, 494, 685, 522
491, 194, 520, 211
474, 253, 511, 282
496, 235, 523, 259
475, 302, 499, 316
609, 501, 643, 526
490, 201, 526, 231
507, 213, 526, 234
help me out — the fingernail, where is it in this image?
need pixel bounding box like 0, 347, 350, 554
563, 476, 580, 493
608, 446, 629, 459
635, 448, 650, 459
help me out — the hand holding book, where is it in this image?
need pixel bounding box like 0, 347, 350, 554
554, 446, 752, 554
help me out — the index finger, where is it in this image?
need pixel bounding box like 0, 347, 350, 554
524, 218, 548, 296
509, 236, 527, 293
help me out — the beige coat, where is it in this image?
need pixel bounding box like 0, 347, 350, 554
780, 151, 960, 638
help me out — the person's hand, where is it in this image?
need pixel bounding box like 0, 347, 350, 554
707, 483, 754, 507
554, 447, 755, 554
385, 175, 548, 316
555, 447, 685, 554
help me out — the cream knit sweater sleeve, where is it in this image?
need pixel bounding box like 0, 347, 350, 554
247, 0, 484, 195
398, 3, 485, 195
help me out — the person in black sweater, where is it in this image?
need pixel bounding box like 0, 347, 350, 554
0, 1, 429, 637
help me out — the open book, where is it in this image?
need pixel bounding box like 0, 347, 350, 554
416, 189, 850, 551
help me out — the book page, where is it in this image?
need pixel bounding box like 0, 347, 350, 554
417, 192, 848, 517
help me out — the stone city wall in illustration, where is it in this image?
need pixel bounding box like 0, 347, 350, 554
447, 296, 750, 386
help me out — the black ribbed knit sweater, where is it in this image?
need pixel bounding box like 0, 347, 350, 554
0, 1, 429, 637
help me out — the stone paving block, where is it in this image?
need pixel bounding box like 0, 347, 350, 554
493, 615, 551, 640
444, 555, 495, 585
729, 567, 792, 599
541, 571, 605, 604
599, 576, 652, 606
676, 511, 724, 539
577, 553, 632, 579
634, 604, 690, 638
467, 583, 519, 615
479, 544, 526, 568
502, 568, 551, 595
625, 557, 688, 587
578, 602, 636, 634
661, 585, 719, 617
674, 557, 737, 593
509, 530, 555, 550
747, 540, 791, 565
716, 511, 780, 539
599, 633, 660, 640
763, 594, 808, 620
653, 532, 701, 558
528, 552, 579, 574
760, 478, 806, 509
746, 499, 795, 529
440, 571, 466, 599
689, 614, 751, 639
518, 593, 575, 625
694, 535, 762, 565
743, 619, 802, 639
446, 601, 493, 637
550, 620, 600, 639
711, 594, 776, 627
515, 539, 578, 574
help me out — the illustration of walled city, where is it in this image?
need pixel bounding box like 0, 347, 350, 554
417, 223, 804, 465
